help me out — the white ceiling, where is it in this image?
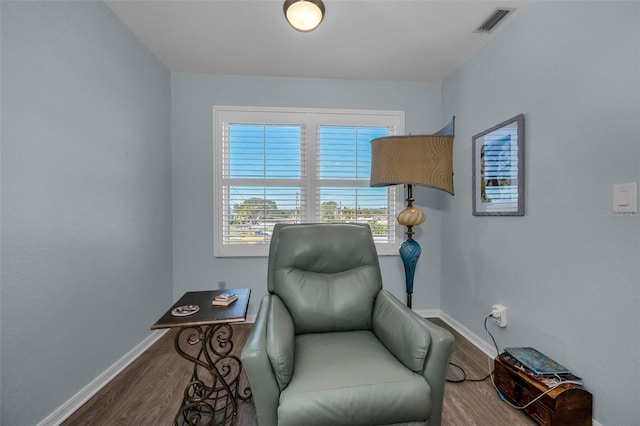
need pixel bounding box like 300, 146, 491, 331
106, 0, 528, 83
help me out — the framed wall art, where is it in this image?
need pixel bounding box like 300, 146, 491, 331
472, 114, 524, 216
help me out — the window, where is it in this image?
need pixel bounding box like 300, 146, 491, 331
214, 106, 403, 257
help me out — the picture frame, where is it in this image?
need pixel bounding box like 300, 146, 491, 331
472, 114, 524, 216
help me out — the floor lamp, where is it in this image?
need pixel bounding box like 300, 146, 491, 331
369, 118, 455, 309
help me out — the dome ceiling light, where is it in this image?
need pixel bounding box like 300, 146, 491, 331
283, 0, 325, 32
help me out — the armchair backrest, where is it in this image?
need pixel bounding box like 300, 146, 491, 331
268, 223, 383, 334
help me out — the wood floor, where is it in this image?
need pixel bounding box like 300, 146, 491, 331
62, 319, 534, 426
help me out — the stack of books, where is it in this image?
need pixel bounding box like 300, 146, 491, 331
498, 347, 582, 388
212, 292, 238, 307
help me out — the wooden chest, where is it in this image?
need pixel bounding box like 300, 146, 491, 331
493, 356, 592, 426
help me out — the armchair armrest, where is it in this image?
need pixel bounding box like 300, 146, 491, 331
373, 290, 432, 372
240, 295, 281, 426
372, 289, 454, 426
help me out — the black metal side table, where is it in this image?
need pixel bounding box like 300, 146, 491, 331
152, 288, 252, 426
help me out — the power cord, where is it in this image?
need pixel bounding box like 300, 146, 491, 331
446, 315, 497, 383
446, 362, 491, 383
493, 375, 585, 411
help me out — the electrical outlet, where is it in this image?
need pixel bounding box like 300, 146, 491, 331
218, 281, 227, 290
492, 304, 508, 327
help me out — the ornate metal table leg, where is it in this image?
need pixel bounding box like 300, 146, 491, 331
173, 324, 251, 425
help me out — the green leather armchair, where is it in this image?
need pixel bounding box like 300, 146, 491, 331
241, 223, 454, 426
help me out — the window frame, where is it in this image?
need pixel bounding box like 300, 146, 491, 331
214, 106, 404, 257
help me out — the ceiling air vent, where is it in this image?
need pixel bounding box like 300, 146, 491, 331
475, 8, 513, 33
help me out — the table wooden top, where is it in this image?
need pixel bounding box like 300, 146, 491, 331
151, 288, 251, 330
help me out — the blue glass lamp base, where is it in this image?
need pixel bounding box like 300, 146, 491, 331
399, 239, 421, 309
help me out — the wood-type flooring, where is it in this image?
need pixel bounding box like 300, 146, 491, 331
62, 319, 534, 426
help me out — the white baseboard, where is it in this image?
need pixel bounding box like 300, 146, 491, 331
437, 310, 498, 358
37, 329, 169, 426
413, 308, 440, 319
415, 309, 499, 359
415, 309, 497, 359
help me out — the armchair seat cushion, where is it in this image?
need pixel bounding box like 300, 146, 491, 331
278, 330, 431, 426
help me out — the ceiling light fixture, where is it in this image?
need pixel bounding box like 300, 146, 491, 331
283, 0, 325, 32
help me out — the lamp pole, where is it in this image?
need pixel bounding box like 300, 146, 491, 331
397, 184, 425, 309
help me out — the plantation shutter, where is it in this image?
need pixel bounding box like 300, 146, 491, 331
315, 126, 397, 243
214, 107, 403, 257
220, 123, 306, 246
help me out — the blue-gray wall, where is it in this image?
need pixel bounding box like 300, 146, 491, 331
441, 2, 639, 425
0, 2, 173, 424
171, 73, 446, 314
3, 1, 638, 425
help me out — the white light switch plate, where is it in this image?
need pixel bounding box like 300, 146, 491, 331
613, 182, 637, 213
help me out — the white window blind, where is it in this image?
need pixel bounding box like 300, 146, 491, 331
214, 107, 403, 257
315, 125, 396, 244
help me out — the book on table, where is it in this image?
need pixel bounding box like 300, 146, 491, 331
498, 351, 583, 388
503, 347, 571, 376
212, 293, 238, 306
214, 292, 236, 301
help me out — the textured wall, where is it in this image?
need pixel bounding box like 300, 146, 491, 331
0, 2, 172, 424
441, 2, 640, 425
